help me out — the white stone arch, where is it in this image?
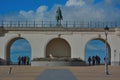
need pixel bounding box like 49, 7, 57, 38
5, 36, 32, 65
84, 37, 111, 64
45, 37, 71, 58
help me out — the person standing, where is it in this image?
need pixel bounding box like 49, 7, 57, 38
92, 56, 95, 65
18, 56, 21, 65
26, 56, 30, 65
88, 56, 92, 65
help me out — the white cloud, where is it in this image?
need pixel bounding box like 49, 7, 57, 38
18, 0, 119, 22
105, 0, 111, 4
62, 5, 108, 22
65, 0, 85, 6
87, 44, 105, 51
105, 0, 120, 5
18, 5, 48, 20
87, 44, 98, 50
19, 10, 34, 18
11, 41, 31, 52
0, 0, 120, 26
36, 6, 48, 13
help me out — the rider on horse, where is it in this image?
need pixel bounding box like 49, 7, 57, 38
56, 7, 63, 25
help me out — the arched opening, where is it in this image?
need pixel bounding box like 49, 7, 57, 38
6, 37, 31, 65
85, 38, 111, 65
46, 38, 71, 58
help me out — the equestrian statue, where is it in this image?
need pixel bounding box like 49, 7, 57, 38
56, 7, 63, 26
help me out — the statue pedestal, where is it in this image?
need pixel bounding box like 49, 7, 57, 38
56, 24, 62, 27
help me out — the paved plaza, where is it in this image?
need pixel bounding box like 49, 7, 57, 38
0, 65, 120, 80
36, 69, 77, 80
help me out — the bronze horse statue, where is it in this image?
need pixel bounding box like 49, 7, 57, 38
56, 7, 63, 25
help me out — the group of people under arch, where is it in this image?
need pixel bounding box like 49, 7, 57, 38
18, 56, 30, 65
88, 55, 101, 65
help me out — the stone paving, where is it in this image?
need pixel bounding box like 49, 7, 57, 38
36, 69, 77, 80
0, 65, 120, 80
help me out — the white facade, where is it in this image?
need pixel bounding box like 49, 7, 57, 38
0, 27, 120, 66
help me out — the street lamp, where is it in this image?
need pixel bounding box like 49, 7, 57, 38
104, 25, 109, 75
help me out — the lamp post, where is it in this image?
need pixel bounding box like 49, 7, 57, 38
104, 25, 109, 75
114, 50, 116, 64
119, 53, 120, 65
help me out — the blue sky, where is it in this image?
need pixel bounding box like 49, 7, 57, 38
86, 40, 106, 63
10, 39, 31, 63
0, 0, 66, 14
0, 0, 120, 21
1, 0, 120, 63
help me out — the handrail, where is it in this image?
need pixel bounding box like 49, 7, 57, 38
0, 20, 119, 28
